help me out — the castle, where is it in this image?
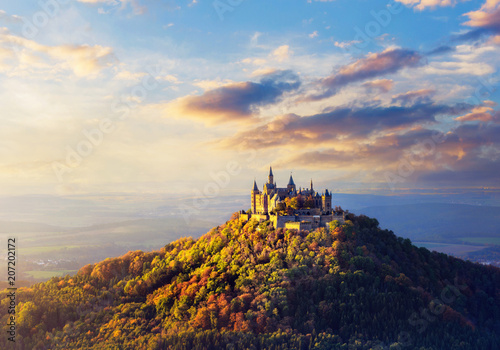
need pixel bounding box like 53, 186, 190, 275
239, 167, 345, 230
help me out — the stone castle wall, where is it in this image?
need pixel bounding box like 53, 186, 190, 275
285, 221, 313, 231
239, 211, 345, 230
271, 215, 295, 228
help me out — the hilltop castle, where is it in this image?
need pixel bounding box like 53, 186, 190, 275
240, 167, 345, 230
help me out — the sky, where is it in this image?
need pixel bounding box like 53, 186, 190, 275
0, 0, 499, 197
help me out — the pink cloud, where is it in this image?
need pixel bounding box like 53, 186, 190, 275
303, 48, 423, 101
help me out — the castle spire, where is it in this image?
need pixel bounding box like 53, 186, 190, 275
287, 172, 296, 192
252, 179, 259, 192
268, 166, 274, 184
310, 179, 313, 191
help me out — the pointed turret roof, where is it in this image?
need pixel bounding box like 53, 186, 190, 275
288, 173, 295, 186
310, 179, 313, 191
253, 180, 259, 191
269, 166, 273, 177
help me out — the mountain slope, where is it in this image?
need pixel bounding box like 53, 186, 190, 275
1, 213, 499, 349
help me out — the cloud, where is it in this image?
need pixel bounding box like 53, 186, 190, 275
250, 32, 263, 47
275, 129, 437, 171
268, 120, 500, 188
251, 67, 278, 77
463, 0, 500, 30
219, 102, 469, 150
161, 74, 181, 84
39, 44, 116, 77
426, 45, 456, 55
0, 161, 55, 178
362, 79, 394, 93
423, 60, 495, 75
488, 34, 500, 44
241, 57, 267, 66
192, 78, 235, 91
168, 70, 301, 124
240, 45, 296, 73
416, 122, 500, 185
279, 148, 368, 170
113, 70, 146, 81
334, 40, 362, 49
333, 40, 362, 49
451, 1, 500, 42
303, 48, 424, 101
271, 45, 292, 62
0, 10, 22, 23
455, 106, 498, 122
395, 0, 469, 11
391, 89, 435, 105
77, 0, 146, 15
420, 44, 500, 84
0, 30, 116, 77
0, 45, 14, 72
309, 31, 319, 39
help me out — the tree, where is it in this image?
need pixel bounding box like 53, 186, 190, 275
275, 202, 286, 214
329, 220, 340, 233
304, 195, 314, 209
296, 194, 304, 209
17, 301, 38, 336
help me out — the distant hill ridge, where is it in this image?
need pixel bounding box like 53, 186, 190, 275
359, 202, 500, 241
0, 221, 65, 233
1, 213, 499, 349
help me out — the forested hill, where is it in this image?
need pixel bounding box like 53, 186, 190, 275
1, 213, 499, 350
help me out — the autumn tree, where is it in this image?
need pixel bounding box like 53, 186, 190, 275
304, 195, 314, 209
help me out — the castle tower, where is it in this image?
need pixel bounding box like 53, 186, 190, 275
251, 180, 259, 214
268, 166, 274, 185
264, 166, 276, 195
287, 173, 296, 192
310, 179, 313, 192
315, 192, 321, 208
322, 189, 332, 212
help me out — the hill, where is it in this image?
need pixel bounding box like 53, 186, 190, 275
1, 213, 499, 349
